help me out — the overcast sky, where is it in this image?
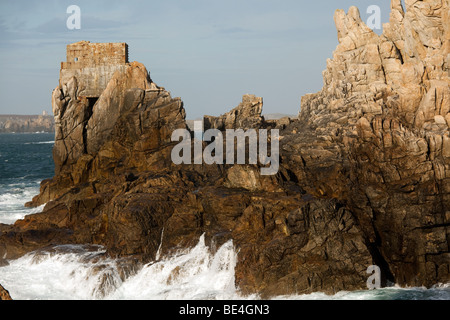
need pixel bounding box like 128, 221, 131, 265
0, 0, 392, 119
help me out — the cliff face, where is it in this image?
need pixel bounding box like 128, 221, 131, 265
297, 0, 450, 286
0, 0, 448, 298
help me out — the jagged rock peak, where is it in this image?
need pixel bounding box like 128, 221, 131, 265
301, 0, 449, 132
203, 94, 264, 130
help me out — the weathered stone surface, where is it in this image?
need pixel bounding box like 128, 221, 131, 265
234, 198, 372, 297
204, 94, 264, 130
295, 0, 450, 288
60, 41, 129, 98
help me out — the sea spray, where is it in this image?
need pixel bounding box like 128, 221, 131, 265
271, 284, 450, 300
0, 235, 243, 300
0, 183, 45, 225
1, 236, 449, 300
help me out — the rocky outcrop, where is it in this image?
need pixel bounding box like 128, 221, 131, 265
295, 0, 450, 287
0, 0, 448, 298
0, 284, 12, 300
0, 115, 54, 133
203, 94, 264, 130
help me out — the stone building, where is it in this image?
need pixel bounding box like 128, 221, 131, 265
60, 41, 129, 98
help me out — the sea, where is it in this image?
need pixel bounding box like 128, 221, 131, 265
0, 133, 449, 300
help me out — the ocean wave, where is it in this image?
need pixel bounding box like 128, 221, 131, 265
0, 235, 242, 300
24, 141, 55, 145
1, 233, 449, 300
272, 284, 450, 300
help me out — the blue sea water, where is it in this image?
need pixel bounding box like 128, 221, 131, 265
0, 133, 448, 300
0, 133, 54, 224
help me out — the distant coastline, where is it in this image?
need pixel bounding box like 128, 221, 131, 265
0, 114, 54, 133
0, 113, 295, 134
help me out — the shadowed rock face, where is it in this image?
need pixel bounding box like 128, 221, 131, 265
0, 284, 12, 300
0, 1, 448, 298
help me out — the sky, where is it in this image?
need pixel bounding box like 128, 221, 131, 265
0, 0, 393, 119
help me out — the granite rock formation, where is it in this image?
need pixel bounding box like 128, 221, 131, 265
297, 0, 450, 287
0, 0, 448, 298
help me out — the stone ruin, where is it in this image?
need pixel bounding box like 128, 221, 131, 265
60, 41, 129, 99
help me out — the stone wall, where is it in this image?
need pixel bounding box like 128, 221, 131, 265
62, 41, 128, 69
60, 41, 129, 98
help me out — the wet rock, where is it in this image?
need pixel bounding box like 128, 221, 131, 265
0, 284, 12, 301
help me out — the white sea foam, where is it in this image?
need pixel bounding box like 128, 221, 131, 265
24, 141, 54, 145
272, 284, 450, 300
0, 245, 115, 300
110, 235, 242, 300
0, 234, 449, 300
